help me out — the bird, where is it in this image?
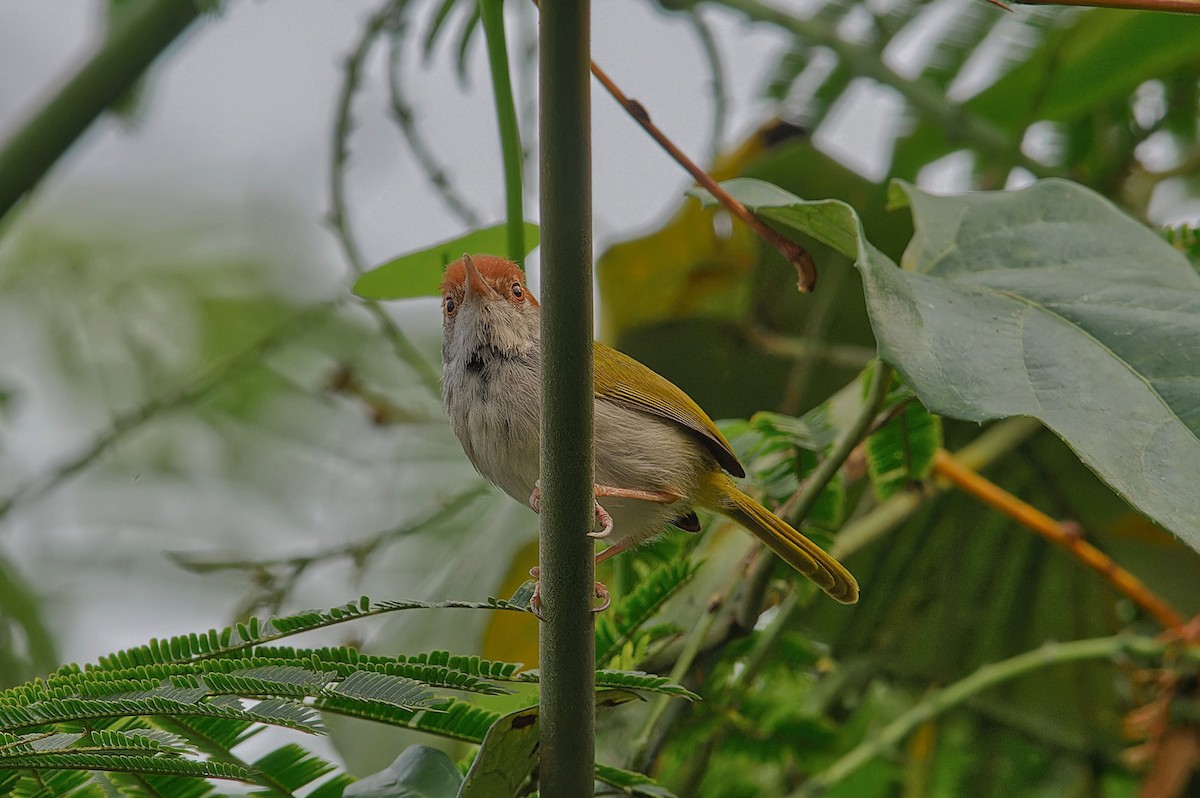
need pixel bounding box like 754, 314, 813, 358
439, 253, 858, 610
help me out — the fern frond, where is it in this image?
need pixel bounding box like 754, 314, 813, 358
6, 767, 104, 798
245, 646, 522, 692
0, 729, 192, 763
77, 596, 527, 670
307, 773, 357, 798
331, 671, 440, 709
594, 762, 678, 797
317, 696, 500, 744
513, 669, 698, 700
250, 742, 337, 793
864, 395, 941, 500
594, 671, 698, 700
0, 596, 544, 794
0, 691, 324, 736
595, 560, 699, 666
106, 770, 218, 798
0, 753, 248, 781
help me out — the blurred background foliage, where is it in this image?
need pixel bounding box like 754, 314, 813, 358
1, 0, 1199, 795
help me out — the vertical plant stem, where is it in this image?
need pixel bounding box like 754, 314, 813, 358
330, 0, 441, 396
0, 0, 200, 224
538, 0, 594, 794
480, 0, 527, 261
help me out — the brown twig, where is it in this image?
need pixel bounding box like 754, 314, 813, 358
932, 449, 1186, 631
526, 0, 818, 291
587, 62, 818, 291
1012, 0, 1200, 11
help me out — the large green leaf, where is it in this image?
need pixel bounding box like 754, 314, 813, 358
457, 690, 643, 798
353, 222, 539, 300
345, 746, 463, 798
704, 177, 1200, 551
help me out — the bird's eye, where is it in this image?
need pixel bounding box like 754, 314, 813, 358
444, 296, 456, 315
511, 282, 523, 298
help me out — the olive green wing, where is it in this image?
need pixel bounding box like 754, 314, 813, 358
593, 341, 746, 478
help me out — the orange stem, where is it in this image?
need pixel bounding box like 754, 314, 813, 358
932, 449, 1185, 631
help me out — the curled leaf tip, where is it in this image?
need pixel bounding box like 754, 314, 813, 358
785, 244, 818, 292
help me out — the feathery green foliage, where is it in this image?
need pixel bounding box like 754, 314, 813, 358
864, 387, 942, 500
595, 559, 700, 666
0, 595, 694, 795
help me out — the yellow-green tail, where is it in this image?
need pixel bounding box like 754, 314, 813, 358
714, 482, 859, 604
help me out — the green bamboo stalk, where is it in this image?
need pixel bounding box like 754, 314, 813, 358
538, 0, 595, 793
480, 0, 527, 262
0, 0, 200, 224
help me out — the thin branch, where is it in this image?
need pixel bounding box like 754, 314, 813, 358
169, 484, 490, 612
932, 449, 1186, 630
683, 8, 728, 167
330, 0, 442, 396
588, 59, 819, 291
792, 635, 1199, 797
1013, 0, 1200, 11
385, 21, 483, 227
0, 304, 334, 527
675, 589, 808, 795
528, 0, 821, 289
154, 716, 294, 798
0, 0, 200, 224
628, 546, 751, 771
674, 363, 894, 790
779, 362, 893, 522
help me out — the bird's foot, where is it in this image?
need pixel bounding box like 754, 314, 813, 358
526, 480, 621, 539
528, 482, 681, 538
528, 567, 611, 619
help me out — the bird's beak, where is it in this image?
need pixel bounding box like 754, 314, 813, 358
462, 254, 499, 303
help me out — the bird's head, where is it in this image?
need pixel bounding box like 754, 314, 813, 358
440, 254, 540, 365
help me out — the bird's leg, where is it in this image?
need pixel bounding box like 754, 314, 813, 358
527, 481, 680, 540
525, 483, 681, 616
589, 485, 681, 539
593, 536, 645, 567
528, 566, 611, 618
528, 480, 613, 537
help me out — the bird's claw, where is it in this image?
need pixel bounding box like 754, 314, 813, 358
528, 567, 611, 618
588, 502, 613, 539
527, 481, 614, 539
592, 580, 611, 613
